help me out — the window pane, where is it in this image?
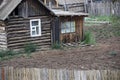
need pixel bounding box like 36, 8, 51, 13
32, 31, 36, 35
32, 27, 35, 30
71, 22, 75, 32
61, 23, 66, 33
32, 21, 38, 26
65, 22, 71, 33
36, 26, 39, 34
61, 21, 75, 33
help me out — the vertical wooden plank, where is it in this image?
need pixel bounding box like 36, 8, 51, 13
69, 70, 74, 80
0, 68, 1, 80
79, 17, 84, 41
74, 70, 80, 80
44, 0, 47, 5
80, 70, 87, 80
2, 68, 5, 80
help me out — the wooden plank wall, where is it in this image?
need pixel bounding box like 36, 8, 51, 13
0, 67, 120, 80
87, 1, 120, 16
6, 16, 52, 50
67, 3, 85, 12
0, 21, 7, 50
60, 16, 84, 43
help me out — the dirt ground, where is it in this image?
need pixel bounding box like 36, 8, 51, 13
0, 36, 120, 70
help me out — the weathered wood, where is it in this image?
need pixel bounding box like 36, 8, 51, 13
0, 21, 7, 50
6, 16, 52, 50
60, 16, 84, 43
87, 1, 120, 16
0, 67, 120, 80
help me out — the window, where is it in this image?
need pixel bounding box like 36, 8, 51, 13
30, 19, 41, 37
61, 21, 75, 33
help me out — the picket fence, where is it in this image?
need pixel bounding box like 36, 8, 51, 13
0, 67, 120, 80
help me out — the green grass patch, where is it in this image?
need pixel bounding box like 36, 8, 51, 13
82, 31, 96, 45
0, 49, 23, 60
24, 43, 37, 54
52, 42, 62, 49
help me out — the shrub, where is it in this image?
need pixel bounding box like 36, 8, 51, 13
0, 50, 17, 58
110, 15, 120, 27
83, 31, 96, 45
52, 42, 62, 49
24, 43, 37, 54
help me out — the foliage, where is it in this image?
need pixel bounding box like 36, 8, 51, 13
0, 49, 20, 58
52, 42, 62, 49
24, 43, 37, 54
83, 31, 96, 45
110, 15, 120, 27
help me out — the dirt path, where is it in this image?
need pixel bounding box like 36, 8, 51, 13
0, 37, 120, 70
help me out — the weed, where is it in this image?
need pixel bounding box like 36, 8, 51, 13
52, 42, 62, 49
110, 15, 120, 27
24, 43, 37, 54
0, 49, 20, 58
83, 31, 96, 45
109, 51, 117, 56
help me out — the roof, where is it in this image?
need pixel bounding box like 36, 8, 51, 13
0, 0, 87, 20
0, 0, 54, 20
56, 0, 84, 5
0, 0, 22, 20
52, 9, 88, 17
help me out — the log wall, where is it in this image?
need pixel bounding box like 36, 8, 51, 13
6, 16, 52, 50
0, 21, 7, 50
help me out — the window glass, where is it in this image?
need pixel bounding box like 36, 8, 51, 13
36, 26, 39, 35
32, 21, 39, 26
61, 21, 75, 33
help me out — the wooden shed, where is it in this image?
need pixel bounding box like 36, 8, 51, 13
51, 10, 88, 43
0, 0, 88, 50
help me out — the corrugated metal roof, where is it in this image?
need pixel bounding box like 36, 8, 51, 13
0, 0, 22, 20
52, 9, 88, 16
56, 0, 84, 5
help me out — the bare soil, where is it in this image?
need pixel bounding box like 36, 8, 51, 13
0, 36, 120, 70
0, 24, 120, 70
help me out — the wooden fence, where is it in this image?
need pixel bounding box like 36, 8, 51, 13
87, 1, 120, 16
0, 67, 120, 80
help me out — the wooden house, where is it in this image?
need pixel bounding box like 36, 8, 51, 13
0, 0, 88, 50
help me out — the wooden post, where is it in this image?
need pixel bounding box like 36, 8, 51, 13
75, 17, 84, 41
79, 17, 84, 41
2, 68, 5, 80
55, 0, 58, 7
44, 0, 47, 5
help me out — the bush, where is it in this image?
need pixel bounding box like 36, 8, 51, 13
52, 42, 62, 49
110, 15, 120, 27
0, 50, 17, 58
24, 43, 37, 54
83, 31, 96, 45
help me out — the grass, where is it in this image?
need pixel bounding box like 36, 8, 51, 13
24, 43, 37, 54
85, 15, 120, 40
0, 43, 38, 60
52, 42, 62, 49
0, 49, 23, 60
82, 31, 96, 45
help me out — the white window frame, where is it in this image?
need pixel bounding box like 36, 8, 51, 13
30, 19, 41, 37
